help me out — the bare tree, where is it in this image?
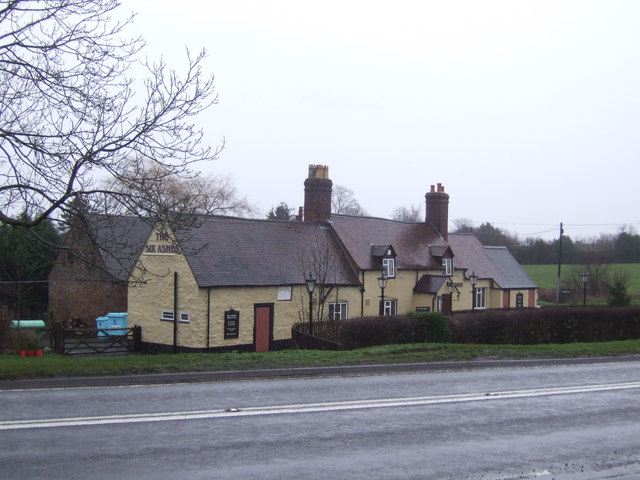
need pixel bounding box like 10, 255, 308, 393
0, 1, 220, 234
567, 264, 610, 298
332, 185, 366, 216
298, 234, 348, 325
391, 204, 422, 223
107, 162, 256, 220
452, 218, 475, 233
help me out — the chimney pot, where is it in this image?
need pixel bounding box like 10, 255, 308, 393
425, 182, 449, 240
304, 165, 333, 222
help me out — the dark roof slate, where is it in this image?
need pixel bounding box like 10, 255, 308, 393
370, 244, 393, 257
414, 274, 448, 294
483, 246, 538, 289
447, 234, 537, 289
179, 216, 359, 288
90, 215, 153, 282
329, 215, 446, 271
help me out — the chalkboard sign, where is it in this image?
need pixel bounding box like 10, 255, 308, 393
224, 309, 239, 338
516, 293, 524, 309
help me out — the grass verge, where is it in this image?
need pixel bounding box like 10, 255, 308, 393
2, 340, 640, 381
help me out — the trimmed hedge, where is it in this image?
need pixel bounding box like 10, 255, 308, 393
448, 306, 640, 345
338, 312, 449, 349
297, 307, 640, 350
414, 312, 452, 343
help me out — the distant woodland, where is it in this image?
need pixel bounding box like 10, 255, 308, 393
453, 222, 640, 265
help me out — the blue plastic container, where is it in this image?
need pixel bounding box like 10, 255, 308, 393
95, 316, 110, 337
106, 312, 128, 336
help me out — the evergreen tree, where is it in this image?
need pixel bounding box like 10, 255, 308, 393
266, 202, 293, 220
0, 214, 61, 318
607, 271, 632, 306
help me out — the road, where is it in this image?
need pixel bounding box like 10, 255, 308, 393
1, 361, 640, 480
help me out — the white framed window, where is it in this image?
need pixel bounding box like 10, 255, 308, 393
277, 286, 292, 301
443, 258, 452, 276
436, 295, 443, 312
328, 302, 348, 321
380, 299, 397, 316
161, 310, 174, 322
382, 258, 395, 278
179, 312, 190, 323
475, 287, 487, 309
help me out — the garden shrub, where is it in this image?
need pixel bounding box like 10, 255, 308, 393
410, 312, 451, 343
608, 274, 632, 306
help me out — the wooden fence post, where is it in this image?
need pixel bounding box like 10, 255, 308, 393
54, 325, 64, 354
133, 325, 142, 352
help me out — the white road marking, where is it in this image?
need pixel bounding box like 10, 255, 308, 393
2, 381, 639, 431
484, 470, 552, 480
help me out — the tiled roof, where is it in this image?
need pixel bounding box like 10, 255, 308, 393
483, 246, 537, 289
179, 216, 359, 288
90, 215, 153, 282
448, 234, 537, 289
329, 215, 446, 271
414, 274, 448, 294
370, 244, 392, 257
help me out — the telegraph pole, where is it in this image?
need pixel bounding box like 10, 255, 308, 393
555, 223, 563, 303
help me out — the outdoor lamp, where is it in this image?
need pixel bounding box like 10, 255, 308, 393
305, 272, 317, 295
469, 270, 478, 310
378, 272, 388, 315
581, 271, 590, 307
305, 272, 316, 334
377, 272, 388, 290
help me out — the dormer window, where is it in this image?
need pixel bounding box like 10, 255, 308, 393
382, 257, 395, 278
443, 258, 452, 276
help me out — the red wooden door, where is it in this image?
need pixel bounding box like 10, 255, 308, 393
503, 290, 510, 308
254, 305, 272, 352
442, 294, 452, 314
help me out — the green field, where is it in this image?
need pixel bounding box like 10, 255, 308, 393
522, 263, 640, 298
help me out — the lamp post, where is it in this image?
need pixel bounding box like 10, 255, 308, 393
305, 272, 316, 335
581, 271, 590, 307
469, 271, 478, 311
377, 272, 388, 316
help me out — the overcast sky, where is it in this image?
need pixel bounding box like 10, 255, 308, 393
129, 1, 640, 241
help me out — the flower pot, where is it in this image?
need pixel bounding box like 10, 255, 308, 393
19, 350, 27, 357
35, 350, 43, 357
28, 350, 35, 356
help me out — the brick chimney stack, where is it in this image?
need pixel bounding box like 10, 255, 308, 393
303, 165, 333, 222
425, 183, 449, 240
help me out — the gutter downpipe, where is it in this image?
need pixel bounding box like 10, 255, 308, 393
360, 270, 366, 317
173, 271, 178, 353
206, 288, 213, 351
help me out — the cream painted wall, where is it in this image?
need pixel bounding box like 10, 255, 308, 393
128, 226, 538, 349
505, 289, 538, 308
128, 228, 209, 349
128, 226, 339, 349
208, 284, 312, 348
353, 269, 476, 315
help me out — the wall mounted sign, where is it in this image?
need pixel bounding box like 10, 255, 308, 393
144, 231, 181, 255
516, 293, 524, 308
224, 309, 239, 339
